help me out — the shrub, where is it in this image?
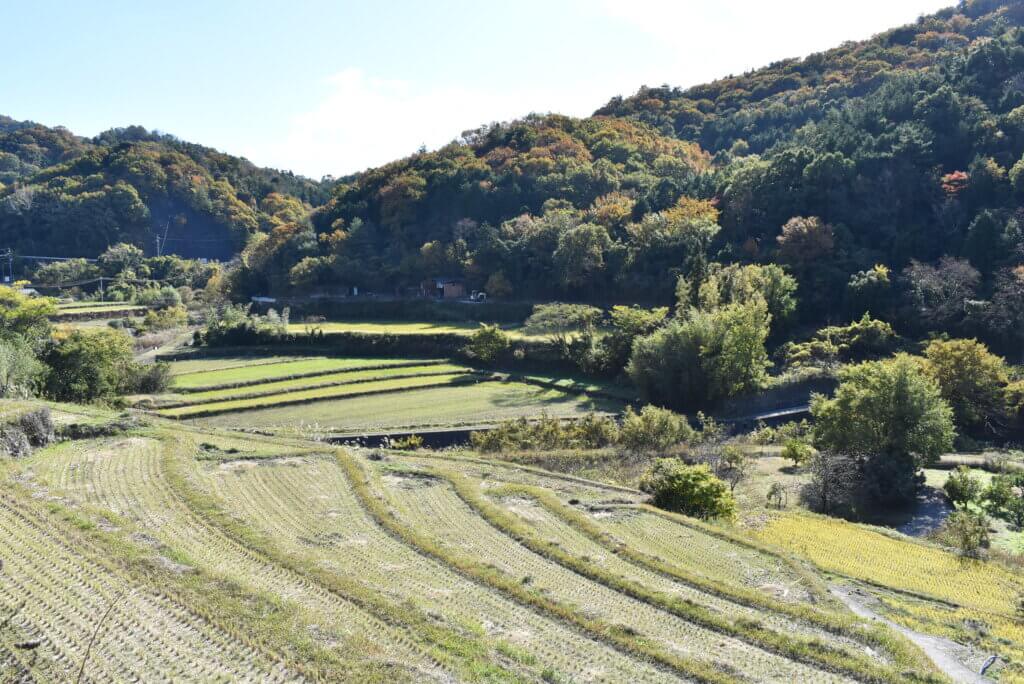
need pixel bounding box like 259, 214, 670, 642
141, 305, 188, 332
939, 510, 990, 558
618, 405, 694, 453
42, 329, 168, 401
781, 439, 813, 468
389, 435, 424, 450
199, 304, 290, 346
573, 412, 619, 448
134, 285, 182, 309
983, 474, 1024, 529
0, 336, 45, 397
639, 459, 736, 520
943, 466, 982, 506
42, 329, 137, 402
18, 408, 54, 447
783, 314, 897, 369
523, 303, 602, 337
461, 324, 510, 364
470, 413, 619, 453
0, 286, 56, 346
131, 362, 173, 394
750, 419, 811, 446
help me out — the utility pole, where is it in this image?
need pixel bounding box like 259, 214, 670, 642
154, 218, 171, 257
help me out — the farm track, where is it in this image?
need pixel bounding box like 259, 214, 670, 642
204, 453, 684, 683
0, 488, 284, 682
379, 466, 857, 684
27, 436, 443, 681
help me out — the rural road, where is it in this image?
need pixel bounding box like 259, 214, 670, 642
830, 585, 993, 684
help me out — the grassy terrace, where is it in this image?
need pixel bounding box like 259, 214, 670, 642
159, 372, 481, 418
754, 511, 1024, 678
166, 363, 471, 405
195, 380, 624, 432
170, 356, 440, 390
0, 400, 972, 681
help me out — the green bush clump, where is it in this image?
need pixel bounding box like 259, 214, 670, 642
461, 324, 510, 364
619, 405, 694, 453
470, 413, 619, 452
943, 466, 982, 506
639, 459, 736, 520
783, 314, 897, 369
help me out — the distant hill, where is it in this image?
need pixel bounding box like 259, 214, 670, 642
0, 119, 326, 260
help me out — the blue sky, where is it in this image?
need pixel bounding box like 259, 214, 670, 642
2, 0, 953, 178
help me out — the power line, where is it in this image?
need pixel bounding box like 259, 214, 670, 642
16, 255, 98, 263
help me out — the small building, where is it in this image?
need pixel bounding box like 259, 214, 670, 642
421, 277, 466, 299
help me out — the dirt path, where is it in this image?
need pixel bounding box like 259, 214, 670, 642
830, 585, 993, 684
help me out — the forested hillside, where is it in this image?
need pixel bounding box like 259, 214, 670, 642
0, 121, 324, 259
227, 0, 1023, 350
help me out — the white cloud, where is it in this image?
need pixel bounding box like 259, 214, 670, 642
601, 0, 952, 86
250, 68, 624, 179
248, 1, 953, 178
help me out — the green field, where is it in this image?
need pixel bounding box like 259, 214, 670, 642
194, 381, 626, 432
171, 356, 439, 389
170, 363, 471, 405
144, 351, 631, 434
160, 372, 479, 418
0, 401, 954, 682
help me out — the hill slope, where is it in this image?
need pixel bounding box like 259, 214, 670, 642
0, 121, 325, 260
234, 0, 1024, 330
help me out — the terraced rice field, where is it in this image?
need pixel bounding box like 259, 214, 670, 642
170, 356, 437, 389
754, 511, 1024, 681
1, 401, 982, 682
382, 473, 853, 681
196, 380, 623, 432
167, 363, 470, 406
148, 351, 627, 433
159, 372, 480, 418
0, 452, 293, 681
